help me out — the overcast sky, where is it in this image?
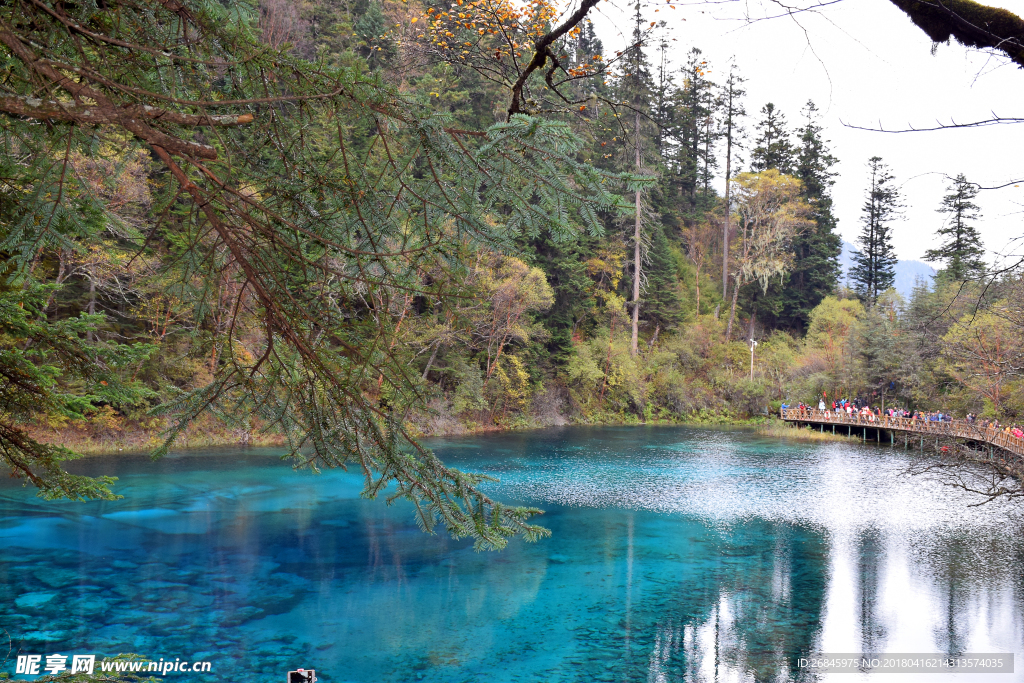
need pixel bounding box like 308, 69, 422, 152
588, 0, 1024, 267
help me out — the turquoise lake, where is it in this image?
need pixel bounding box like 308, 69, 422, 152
1, 426, 1022, 682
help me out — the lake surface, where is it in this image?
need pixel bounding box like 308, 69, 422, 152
1, 426, 1022, 682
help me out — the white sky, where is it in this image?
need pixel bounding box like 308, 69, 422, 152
588, 0, 1024, 266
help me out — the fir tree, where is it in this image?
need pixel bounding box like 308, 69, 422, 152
521, 233, 598, 366
619, 7, 657, 356
652, 36, 675, 158
782, 101, 842, 330
924, 174, 986, 280
747, 101, 840, 332
749, 103, 795, 175
644, 226, 685, 334
573, 20, 605, 69
851, 157, 901, 303
568, 20, 607, 105
0, 285, 155, 500
354, 0, 397, 69
662, 48, 717, 215
859, 291, 906, 407
717, 62, 747, 296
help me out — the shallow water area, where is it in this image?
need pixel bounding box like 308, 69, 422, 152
1, 426, 1022, 682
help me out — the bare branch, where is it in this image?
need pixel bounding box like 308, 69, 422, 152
843, 114, 1024, 133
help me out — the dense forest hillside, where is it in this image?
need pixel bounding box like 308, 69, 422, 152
19, 1, 1019, 440
2, 0, 1022, 540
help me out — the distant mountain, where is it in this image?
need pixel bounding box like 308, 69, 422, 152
838, 240, 935, 301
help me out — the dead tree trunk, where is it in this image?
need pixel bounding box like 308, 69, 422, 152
630, 110, 642, 357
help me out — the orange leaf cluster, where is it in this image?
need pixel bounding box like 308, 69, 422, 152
425, 0, 572, 60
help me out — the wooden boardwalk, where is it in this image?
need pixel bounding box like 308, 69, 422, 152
780, 407, 1024, 458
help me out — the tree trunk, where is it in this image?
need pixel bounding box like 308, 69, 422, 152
600, 317, 614, 400
378, 293, 411, 389
86, 264, 96, 342
630, 110, 642, 357
647, 324, 660, 350
421, 341, 441, 381
42, 249, 68, 315
694, 263, 701, 315
704, 117, 712, 197
722, 119, 733, 295
726, 277, 740, 340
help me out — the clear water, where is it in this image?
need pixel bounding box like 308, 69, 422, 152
1, 426, 1022, 683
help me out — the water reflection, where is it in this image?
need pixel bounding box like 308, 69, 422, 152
856, 528, 885, 657
0, 427, 1021, 682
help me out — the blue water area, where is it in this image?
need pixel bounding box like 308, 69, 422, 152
1, 426, 1022, 682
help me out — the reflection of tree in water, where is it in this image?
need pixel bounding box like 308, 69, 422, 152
589, 520, 829, 682
912, 526, 1022, 659
856, 528, 886, 656
928, 532, 974, 657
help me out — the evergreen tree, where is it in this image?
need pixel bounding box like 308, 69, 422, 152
717, 62, 747, 296
354, 0, 396, 69
782, 101, 842, 330
684, 49, 719, 209
644, 226, 685, 334
746, 101, 840, 332
652, 35, 675, 158
737, 102, 799, 333
0, 286, 155, 500
619, 7, 658, 356
924, 174, 986, 280
659, 47, 717, 216
521, 233, 598, 366
859, 291, 906, 408
567, 19, 607, 106
749, 103, 795, 174
573, 20, 605, 71
851, 156, 901, 303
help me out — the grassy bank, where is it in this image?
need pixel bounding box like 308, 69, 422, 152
36, 404, 774, 457
29, 412, 287, 456
756, 419, 860, 443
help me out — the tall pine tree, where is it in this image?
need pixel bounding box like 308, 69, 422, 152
924, 174, 986, 280
851, 156, 901, 303
644, 226, 685, 335
783, 101, 841, 330
662, 48, 717, 216
619, 7, 657, 356
717, 63, 746, 296
749, 103, 795, 175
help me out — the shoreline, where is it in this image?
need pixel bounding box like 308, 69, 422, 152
36, 412, 788, 458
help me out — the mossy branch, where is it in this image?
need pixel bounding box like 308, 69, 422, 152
889, 0, 1024, 67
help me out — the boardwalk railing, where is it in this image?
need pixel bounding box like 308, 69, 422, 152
780, 407, 1024, 458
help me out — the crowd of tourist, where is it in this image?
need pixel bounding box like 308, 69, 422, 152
781, 398, 918, 422
779, 400, 1024, 438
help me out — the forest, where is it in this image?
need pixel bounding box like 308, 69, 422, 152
2, 0, 1023, 544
